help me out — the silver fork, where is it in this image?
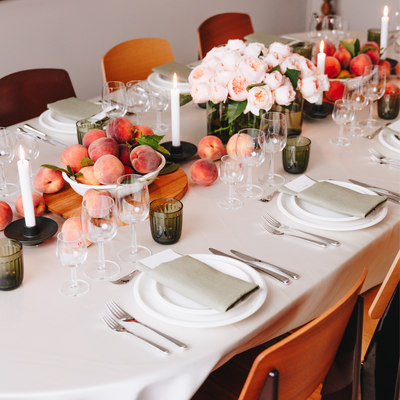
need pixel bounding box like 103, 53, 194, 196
258, 189, 279, 203
369, 148, 400, 165
261, 221, 327, 248
105, 300, 187, 350
370, 154, 400, 168
109, 269, 140, 285
102, 314, 170, 355
263, 213, 340, 246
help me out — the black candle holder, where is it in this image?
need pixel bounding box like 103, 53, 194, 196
162, 141, 197, 162
304, 101, 333, 119
4, 217, 58, 246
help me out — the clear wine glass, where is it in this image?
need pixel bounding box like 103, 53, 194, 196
0, 128, 18, 197
235, 128, 265, 199
359, 65, 386, 129
15, 133, 39, 181
219, 155, 244, 210
115, 174, 151, 263
342, 78, 368, 137
258, 112, 287, 187
149, 89, 169, 132
308, 13, 324, 42
102, 81, 127, 119
81, 195, 120, 280
331, 99, 355, 147
56, 229, 90, 297
126, 81, 150, 124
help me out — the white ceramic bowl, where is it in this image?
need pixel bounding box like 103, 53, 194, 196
62, 152, 166, 197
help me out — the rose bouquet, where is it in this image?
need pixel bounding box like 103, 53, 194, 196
187, 39, 329, 141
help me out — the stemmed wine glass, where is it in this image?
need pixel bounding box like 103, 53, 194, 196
15, 133, 39, 181
102, 81, 127, 119
331, 99, 355, 147
0, 128, 18, 197
359, 65, 386, 128
126, 81, 150, 124
115, 174, 151, 262
258, 112, 287, 187
342, 78, 368, 137
308, 13, 324, 42
235, 128, 265, 199
149, 89, 169, 132
219, 155, 244, 210
56, 229, 90, 297
81, 195, 120, 280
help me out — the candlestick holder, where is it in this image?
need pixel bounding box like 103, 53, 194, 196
162, 141, 197, 162
4, 217, 58, 246
304, 101, 333, 119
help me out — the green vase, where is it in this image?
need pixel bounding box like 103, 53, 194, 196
272, 91, 304, 137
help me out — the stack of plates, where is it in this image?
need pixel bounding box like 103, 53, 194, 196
379, 129, 400, 154
133, 254, 267, 328
147, 73, 191, 96
277, 181, 388, 231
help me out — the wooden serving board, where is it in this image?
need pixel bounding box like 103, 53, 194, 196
43, 168, 188, 223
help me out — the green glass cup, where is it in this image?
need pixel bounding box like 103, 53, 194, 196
0, 239, 23, 291
150, 198, 183, 245
378, 93, 400, 119
290, 42, 313, 60
282, 136, 311, 174
76, 119, 104, 145
367, 29, 381, 46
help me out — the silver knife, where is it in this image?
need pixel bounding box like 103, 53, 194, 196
23, 124, 68, 146
348, 179, 400, 198
364, 122, 391, 139
17, 127, 56, 146
209, 248, 290, 285
230, 250, 299, 280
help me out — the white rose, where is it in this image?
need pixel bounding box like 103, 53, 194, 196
210, 82, 228, 103
188, 66, 214, 85
206, 46, 228, 58
244, 86, 274, 115
268, 42, 291, 57
274, 78, 296, 106
264, 70, 284, 90
190, 83, 211, 103
298, 75, 325, 103
297, 56, 318, 79
215, 66, 237, 86
201, 55, 223, 70
226, 39, 246, 52
239, 56, 267, 83
262, 51, 285, 69
221, 50, 241, 68
243, 42, 268, 58
227, 74, 251, 101
280, 54, 302, 74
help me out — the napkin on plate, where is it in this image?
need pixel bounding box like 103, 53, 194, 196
244, 32, 298, 46
47, 97, 103, 121
152, 62, 192, 82
279, 175, 387, 218
385, 119, 400, 137
137, 250, 259, 313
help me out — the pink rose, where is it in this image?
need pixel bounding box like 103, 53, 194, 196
189, 66, 214, 85
215, 66, 237, 86
280, 54, 303, 74
280, 54, 318, 79
239, 56, 267, 83
263, 51, 285, 69
274, 78, 296, 106
220, 50, 241, 68
210, 82, 228, 103
264, 70, 284, 90
243, 42, 268, 58
226, 39, 246, 52
227, 74, 251, 101
190, 83, 211, 103
298, 75, 329, 103
268, 42, 291, 57
244, 86, 274, 115
201, 55, 223, 70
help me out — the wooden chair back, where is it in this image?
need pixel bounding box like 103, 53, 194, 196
0, 68, 76, 127
197, 13, 254, 59
101, 38, 175, 84
238, 270, 367, 400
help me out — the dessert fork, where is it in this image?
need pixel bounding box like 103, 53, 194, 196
105, 300, 187, 350
369, 148, 400, 165
109, 269, 140, 285
263, 213, 340, 246
102, 314, 170, 355
258, 189, 279, 202
261, 221, 327, 248
370, 154, 400, 168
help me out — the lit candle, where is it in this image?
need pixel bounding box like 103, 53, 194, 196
381, 6, 389, 59
17, 146, 36, 227
170, 73, 181, 147
316, 41, 326, 105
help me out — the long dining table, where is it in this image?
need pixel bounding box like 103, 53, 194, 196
1, 31, 400, 400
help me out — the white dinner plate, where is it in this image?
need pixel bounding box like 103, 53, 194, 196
47, 110, 77, 128
147, 73, 191, 95
133, 254, 267, 328
278, 182, 388, 231
39, 110, 76, 134
379, 129, 400, 154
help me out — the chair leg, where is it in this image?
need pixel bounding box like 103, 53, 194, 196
259, 369, 279, 400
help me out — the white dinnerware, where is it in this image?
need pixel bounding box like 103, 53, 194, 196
379, 130, 400, 154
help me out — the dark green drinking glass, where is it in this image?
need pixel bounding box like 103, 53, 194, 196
0, 239, 23, 291
282, 136, 311, 174
378, 93, 400, 119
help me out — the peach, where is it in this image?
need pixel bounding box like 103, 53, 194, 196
190, 159, 218, 186
336, 70, 351, 78
33, 167, 64, 194
361, 41, 380, 52
198, 136, 226, 161
118, 144, 131, 166
226, 133, 238, 156
314, 39, 336, 61
88, 137, 119, 163
349, 54, 372, 76
82, 190, 113, 218
130, 145, 160, 174
15, 192, 45, 217
62, 217, 92, 247
124, 165, 134, 175
131, 125, 155, 144
385, 83, 400, 95
82, 129, 106, 148
76, 166, 101, 185
0, 201, 12, 231
325, 81, 345, 102
378, 60, 391, 78
333, 48, 352, 70
325, 56, 341, 78
82, 188, 112, 204
93, 154, 125, 185
60, 144, 89, 173
396, 62, 400, 78
236, 133, 255, 157
363, 48, 380, 65
82, 194, 114, 219
106, 117, 135, 144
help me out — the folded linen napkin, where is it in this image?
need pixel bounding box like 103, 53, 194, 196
244, 32, 298, 47
279, 175, 387, 218
47, 97, 103, 121
152, 62, 192, 82
385, 119, 400, 137
137, 250, 259, 313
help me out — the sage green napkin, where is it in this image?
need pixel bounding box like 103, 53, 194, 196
279, 176, 387, 218
47, 97, 102, 121
385, 119, 400, 137
244, 32, 298, 47
152, 62, 192, 82
137, 255, 259, 313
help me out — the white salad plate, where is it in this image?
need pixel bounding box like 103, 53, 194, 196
39, 110, 77, 134
147, 73, 191, 95
380, 129, 400, 154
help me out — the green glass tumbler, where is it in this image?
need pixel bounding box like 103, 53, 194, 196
367, 29, 381, 46
378, 93, 400, 119
0, 239, 23, 291
150, 198, 183, 245
290, 42, 313, 60
76, 119, 104, 145
282, 136, 311, 174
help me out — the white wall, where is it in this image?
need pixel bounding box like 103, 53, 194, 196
0, 0, 308, 99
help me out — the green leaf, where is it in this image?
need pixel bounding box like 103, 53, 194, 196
41, 164, 70, 176
159, 162, 179, 175
284, 68, 300, 90
268, 65, 282, 74
67, 165, 73, 176
340, 40, 355, 58
226, 100, 247, 124
354, 39, 360, 56
134, 132, 171, 156
80, 156, 94, 167
246, 82, 267, 92
180, 94, 192, 106
360, 46, 377, 54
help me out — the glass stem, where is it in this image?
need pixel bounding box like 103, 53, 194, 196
350, 109, 356, 130
368, 101, 373, 121
0, 165, 6, 192
246, 166, 253, 191
130, 223, 138, 255
70, 265, 78, 289
156, 111, 162, 127
268, 152, 274, 179
228, 183, 234, 204
136, 113, 140, 125
339, 124, 344, 143
98, 242, 106, 271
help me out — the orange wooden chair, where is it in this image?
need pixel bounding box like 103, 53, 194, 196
0, 68, 76, 127
192, 269, 367, 400
101, 38, 175, 84
197, 13, 254, 59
